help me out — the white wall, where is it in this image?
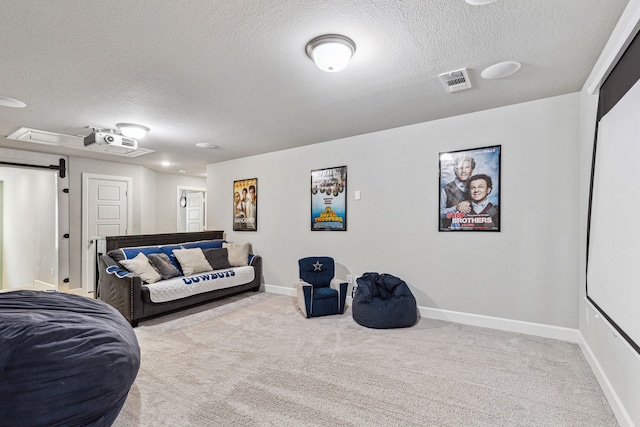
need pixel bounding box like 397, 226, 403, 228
0, 150, 207, 291
580, 86, 640, 427
2, 169, 58, 289
578, 1, 640, 425
141, 167, 157, 234
208, 93, 581, 328
155, 173, 206, 233
0, 148, 69, 290
67, 157, 151, 288
66, 157, 204, 289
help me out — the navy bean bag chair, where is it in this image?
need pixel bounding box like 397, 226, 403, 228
352, 272, 418, 329
0, 290, 140, 427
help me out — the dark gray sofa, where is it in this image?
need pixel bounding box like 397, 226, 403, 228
97, 231, 261, 326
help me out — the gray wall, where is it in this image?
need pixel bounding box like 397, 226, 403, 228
207, 93, 581, 329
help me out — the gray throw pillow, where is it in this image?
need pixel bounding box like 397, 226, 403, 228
203, 248, 231, 270
148, 253, 181, 280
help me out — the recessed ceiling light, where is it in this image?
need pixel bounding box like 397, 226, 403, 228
0, 96, 26, 108
481, 61, 521, 80
160, 161, 171, 167
117, 123, 150, 139
465, 0, 498, 5
196, 142, 218, 149
179, 169, 187, 174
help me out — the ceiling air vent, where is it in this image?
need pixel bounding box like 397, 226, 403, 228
439, 68, 472, 93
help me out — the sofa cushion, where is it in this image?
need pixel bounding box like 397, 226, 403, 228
120, 252, 162, 284
173, 248, 212, 276
148, 253, 181, 280
159, 239, 225, 273
107, 246, 163, 263
181, 239, 225, 250
223, 242, 251, 267
203, 248, 231, 270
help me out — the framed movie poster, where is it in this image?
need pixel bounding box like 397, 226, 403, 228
233, 178, 257, 231
311, 166, 347, 231
439, 145, 501, 232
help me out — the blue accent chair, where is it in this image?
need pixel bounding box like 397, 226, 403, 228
296, 256, 348, 318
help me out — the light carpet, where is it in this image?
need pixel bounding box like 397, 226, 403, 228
113, 293, 617, 427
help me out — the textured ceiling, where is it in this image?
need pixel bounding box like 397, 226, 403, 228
0, 0, 630, 176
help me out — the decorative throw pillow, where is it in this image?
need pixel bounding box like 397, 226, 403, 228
148, 253, 181, 280
173, 248, 213, 276
202, 248, 231, 270
108, 246, 162, 263
223, 242, 251, 267
119, 252, 162, 284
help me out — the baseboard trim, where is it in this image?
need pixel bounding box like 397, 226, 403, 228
578, 333, 634, 427
265, 286, 578, 342
32, 280, 56, 290
264, 284, 296, 297
419, 306, 579, 343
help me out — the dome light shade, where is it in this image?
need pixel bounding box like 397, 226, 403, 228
306, 34, 356, 72
196, 142, 218, 149
465, 0, 498, 5
0, 96, 26, 108
481, 61, 521, 80
117, 123, 150, 139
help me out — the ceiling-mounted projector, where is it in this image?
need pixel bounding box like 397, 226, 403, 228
84, 131, 138, 149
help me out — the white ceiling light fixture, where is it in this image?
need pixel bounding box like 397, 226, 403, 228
196, 142, 218, 149
465, 0, 498, 5
116, 123, 150, 139
481, 61, 521, 80
0, 96, 26, 108
306, 34, 356, 72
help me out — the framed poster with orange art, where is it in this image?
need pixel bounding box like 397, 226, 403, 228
233, 178, 257, 231
311, 166, 347, 231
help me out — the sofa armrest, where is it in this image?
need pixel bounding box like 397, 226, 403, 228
248, 254, 262, 291
97, 255, 143, 325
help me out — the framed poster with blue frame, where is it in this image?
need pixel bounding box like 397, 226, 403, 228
311, 166, 347, 231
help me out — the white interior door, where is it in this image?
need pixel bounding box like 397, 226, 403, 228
186, 191, 204, 231
82, 174, 132, 294
177, 186, 206, 232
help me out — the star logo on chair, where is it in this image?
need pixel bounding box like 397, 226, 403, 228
313, 261, 323, 271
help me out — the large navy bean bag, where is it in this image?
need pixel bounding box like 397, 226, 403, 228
0, 290, 140, 427
352, 272, 418, 329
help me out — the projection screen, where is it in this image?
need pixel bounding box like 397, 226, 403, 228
587, 30, 640, 355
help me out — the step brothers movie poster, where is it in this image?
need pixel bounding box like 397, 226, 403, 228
439, 145, 501, 232
311, 166, 347, 231
233, 178, 257, 231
